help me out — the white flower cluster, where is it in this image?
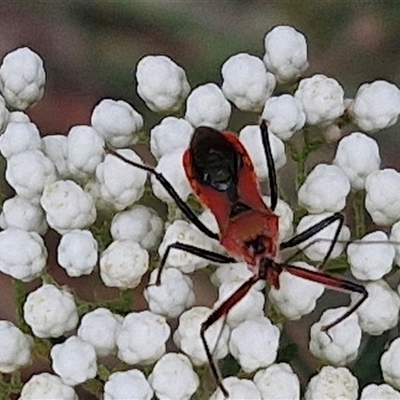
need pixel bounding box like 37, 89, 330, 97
1, 24, 400, 399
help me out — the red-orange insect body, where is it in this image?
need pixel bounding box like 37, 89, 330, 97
106, 121, 367, 397
183, 129, 280, 280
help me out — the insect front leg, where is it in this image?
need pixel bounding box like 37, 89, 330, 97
260, 120, 278, 212
105, 146, 219, 240
156, 242, 236, 285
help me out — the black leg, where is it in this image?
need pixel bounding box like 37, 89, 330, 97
105, 146, 219, 241
280, 212, 344, 267
200, 273, 260, 397
156, 241, 236, 284
260, 120, 278, 212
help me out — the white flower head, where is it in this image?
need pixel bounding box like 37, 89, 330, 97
110, 205, 163, 249
51, 336, 97, 386
309, 307, 362, 366
360, 383, 400, 400
0, 320, 33, 373
347, 231, 394, 280
253, 363, 300, 400
381, 337, 400, 390
365, 169, 400, 226
295, 213, 350, 261
295, 74, 345, 125
77, 308, 123, 357
91, 98, 143, 147
333, 132, 381, 190
0, 121, 42, 159
352, 280, 400, 336
42, 134, 70, 179
104, 369, 153, 400
262, 94, 306, 140
263, 25, 308, 84
221, 53, 276, 112
210, 377, 261, 400
40, 180, 96, 234
136, 55, 190, 113
24, 284, 79, 338
304, 366, 358, 400
150, 116, 194, 160
96, 149, 147, 210
144, 268, 195, 318
0, 47, 45, 110
185, 83, 231, 130
58, 229, 98, 277
158, 219, 213, 273
0, 195, 48, 235
20, 373, 78, 400
148, 353, 199, 400
298, 164, 350, 214
229, 316, 280, 373
100, 240, 149, 289
116, 311, 170, 365
67, 125, 105, 180
0, 228, 47, 282
6, 150, 57, 202
269, 262, 324, 320
173, 306, 229, 366
239, 124, 286, 181
349, 80, 400, 132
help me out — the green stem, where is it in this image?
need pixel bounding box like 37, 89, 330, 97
12, 280, 30, 334
352, 190, 366, 238
289, 129, 323, 191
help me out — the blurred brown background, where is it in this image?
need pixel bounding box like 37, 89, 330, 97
1, 1, 399, 137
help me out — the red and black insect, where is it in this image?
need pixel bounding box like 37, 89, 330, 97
107, 120, 367, 396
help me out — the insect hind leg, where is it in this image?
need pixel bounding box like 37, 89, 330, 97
282, 261, 368, 330
201, 273, 261, 397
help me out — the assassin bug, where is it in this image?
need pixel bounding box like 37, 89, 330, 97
106, 120, 368, 396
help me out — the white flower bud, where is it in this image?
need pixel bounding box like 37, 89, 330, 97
91, 98, 143, 147
349, 80, 400, 131
24, 284, 78, 338
136, 55, 190, 113
305, 366, 358, 400
263, 26, 308, 84
295, 74, 345, 125
148, 353, 199, 400
185, 83, 231, 130
222, 53, 275, 112
0, 47, 45, 110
